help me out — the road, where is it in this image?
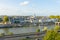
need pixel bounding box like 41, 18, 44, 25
0, 31, 46, 40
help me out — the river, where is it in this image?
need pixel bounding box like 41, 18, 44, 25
0, 25, 55, 34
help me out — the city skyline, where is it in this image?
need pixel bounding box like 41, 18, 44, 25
0, 0, 60, 16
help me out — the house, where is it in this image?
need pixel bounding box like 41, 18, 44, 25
9, 16, 25, 24
55, 22, 60, 26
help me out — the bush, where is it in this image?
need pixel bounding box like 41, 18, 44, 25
54, 26, 60, 31
36, 29, 40, 32
43, 30, 60, 40
0, 33, 5, 37
7, 32, 13, 35
42, 27, 48, 31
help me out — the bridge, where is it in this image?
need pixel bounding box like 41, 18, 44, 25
0, 31, 46, 40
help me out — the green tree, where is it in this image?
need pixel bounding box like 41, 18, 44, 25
3, 16, 9, 23
0, 33, 4, 37
43, 29, 60, 40
49, 15, 60, 22
49, 15, 56, 19
55, 33, 60, 40
0, 18, 3, 22
3, 16, 9, 35
55, 16, 60, 19
55, 16, 60, 22
43, 30, 57, 40
36, 29, 40, 32
54, 26, 60, 31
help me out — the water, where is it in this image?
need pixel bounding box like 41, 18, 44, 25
0, 25, 55, 34
39, 25, 55, 31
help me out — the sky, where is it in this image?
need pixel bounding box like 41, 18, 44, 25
0, 0, 60, 16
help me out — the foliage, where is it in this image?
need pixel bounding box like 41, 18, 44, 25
3, 28, 9, 35
42, 26, 48, 31
43, 30, 60, 40
0, 18, 3, 22
54, 26, 60, 31
49, 15, 56, 19
55, 33, 60, 40
49, 15, 60, 19
36, 29, 40, 32
49, 15, 60, 22
7, 32, 13, 35
0, 33, 5, 37
43, 25, 60, 40
3, 16, 9, 22
55, 16, 60, 19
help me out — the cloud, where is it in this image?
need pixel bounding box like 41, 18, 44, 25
20, 1, 29, 6
0, 5, 60, 16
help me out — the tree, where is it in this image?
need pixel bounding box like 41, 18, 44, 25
55, 15, 60, 19
49, 15, 60, 19
43, 30, 57, 40
0, 18, 3, 22
42, 26, 48, 31
43, 28, 60, 40
7, 32, 13, 35
49, 15, 56, 19
3, 16, 9, 23
55, 16, 60, 22
54, 26, 60, 31
55, 33, 60, 40
36, 29, 40, 32
2, 16, 9, 35
3, 28, 9, 35
49, 15, 60, 22
0, 33, 4, 37
36, 29, 40, 37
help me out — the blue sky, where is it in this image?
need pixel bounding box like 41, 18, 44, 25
0, 0, 60, 16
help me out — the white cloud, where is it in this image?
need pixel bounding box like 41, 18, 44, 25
0, 5, 60, 16
20, 1, 29, 6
